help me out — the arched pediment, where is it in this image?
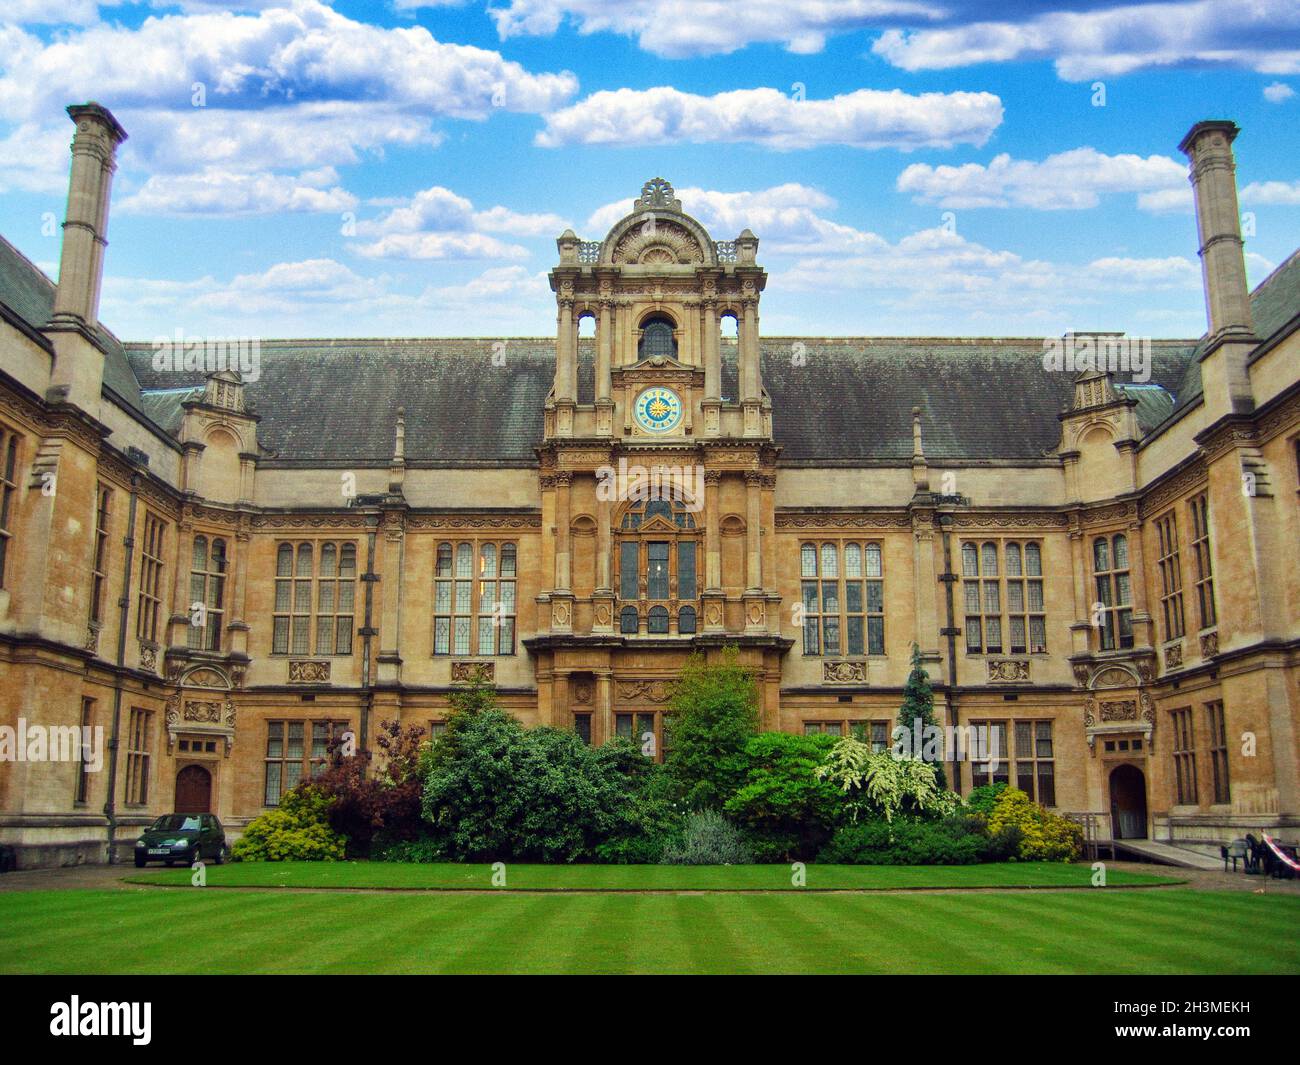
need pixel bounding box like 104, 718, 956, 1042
600, 181, 717, 267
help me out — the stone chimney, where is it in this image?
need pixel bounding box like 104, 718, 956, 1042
47, 102, 127, 410
1178, 119, 1256, 415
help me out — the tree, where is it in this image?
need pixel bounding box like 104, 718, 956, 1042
723, 732, 841, 860
816, 736, 958, 823
897, 643, 946, 789
665, 647, 760, 810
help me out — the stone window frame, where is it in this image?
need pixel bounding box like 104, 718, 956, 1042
75, 696, 95, 805
961, 540, 1046, 655
187, 534, 227, 652
616, 499, 698, 637
1012, 720, 1056, 807
1187, 494, 1217, 631
1154, 510, 1186, 641
1091, 532, 1134, 651
432, 540, 517, 657
1170, 706, 1198, 806
800, 540, 885, 657
1205, 700, 1229, 805
135, 512, 167, 643
0, 424, 18, 590
89, 483, 112, 624
273, 540, 357, 657
124, 707, 153, 806
614, 709, 673, 763
263, 718, 350, 806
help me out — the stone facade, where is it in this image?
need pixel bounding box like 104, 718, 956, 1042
0, 107, 1297, 867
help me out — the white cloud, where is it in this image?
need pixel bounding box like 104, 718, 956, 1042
1242, 180, 1300, 205
1136, 188, 1193, 213
537, 86, 1003, 150
118, 168, 358, 216
0, 1, 577, 208
0, 0, 99, 24
872, 0, 1300, 81
897, 148, 1187, 209
1263, 81, 1296, 101
348, 185, 563, 260
488, 0, 940, 58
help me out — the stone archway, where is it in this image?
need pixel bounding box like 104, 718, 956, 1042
174, 765, 212, 814
1109, 763, 1148, 840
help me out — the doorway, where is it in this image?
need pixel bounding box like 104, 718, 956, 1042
174, 764, 212, 814
1109, 763, 1147, 839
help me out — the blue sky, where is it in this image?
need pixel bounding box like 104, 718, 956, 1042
0, 0, 1297, 340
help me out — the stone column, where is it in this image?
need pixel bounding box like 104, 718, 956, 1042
554, 472, 572, 592
702, 470, 724, 632
595, 670, 613, 747
596, 296, 614, 435
744, 470, 762, 592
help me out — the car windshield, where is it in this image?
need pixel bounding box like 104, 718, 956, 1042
151, 815, 201, 832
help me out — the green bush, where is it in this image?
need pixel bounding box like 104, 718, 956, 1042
818, 814, 991, 865
723, 732, 841, 861
372, 835, 446, 863
421, 708, 658, 862
987, 786, 1082, 861
661, 809, 753, 865
231, 785, 347, 862
816, 736, 959, 823
593, 762, 684, 864
965, 782, 1008, 817
665, 648, 760, 810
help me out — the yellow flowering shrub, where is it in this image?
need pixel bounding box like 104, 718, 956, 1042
987, 786, 1082, 862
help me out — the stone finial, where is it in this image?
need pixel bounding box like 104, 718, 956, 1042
736, 228, 759, 264
556, 228, 579, 264
911, 405, 929, 491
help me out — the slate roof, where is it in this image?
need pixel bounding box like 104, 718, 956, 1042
0, 234, 143, 410
117, 336, 1194, 466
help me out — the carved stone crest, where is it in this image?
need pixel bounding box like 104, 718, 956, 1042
451, 661, 494, 683
183, 700, 222, 724
616, 679, 674, 703
288, 660, 330, 683
823, 661, 866, 683
1099, 700, 1137, 722
987, 659, 1030, 683
1199, 631, 1219, 658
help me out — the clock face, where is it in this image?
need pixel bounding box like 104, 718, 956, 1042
633, 386, 684, 434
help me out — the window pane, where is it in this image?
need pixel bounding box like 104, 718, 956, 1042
820, 544, 838, 577
800, 544, 817, 577
844, 543, 862, 577
846, 616, 863, 655
1005, 543, 1022, 576
1112, 534, 1128, 569
647, 543, 669, 600
320, 543, 337, 577
501, 543, 517, 577
620, 608, 638, 634
867, 616, 884, 656
678, 607, 696, 634
823, 617, 840, 655
480, 543, 497, 577
1093, 538, 1110, 572
455, 543, 473, 577
287, 723, 304, 759
1007, 581, 1024, 612
981, 543, 998, 575
983, 583, 1000, 614
1027, 581, 1043, 612
453, 618, 471, 655
802, 581, 818, 613
962, 543, 978, 576
620, 542, 639, 601
434, 581, 451, 612
435, 543, 452, 577
678, 541, 696, 600
1029, 616, 1046, 651
1025, 542, 1042, 576
803, 617, 819, 655
866, 581, 883, 614
276, 543, 293, 576
864, 543, 882, 578
434, 617, 450, 654
845, 581, 863, 614
821, 582, 839, 614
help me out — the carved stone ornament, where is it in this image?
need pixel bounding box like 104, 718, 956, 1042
183, 700, 222, 724
616, 679, 675, 703
1199, 630, 1219, 658
572, 681, 594, 705
1099, 700, 1137, 722
823, 661, 866, 683
987, 659, 1030, 683
138, 642, 158, 674
288, 660, 331, 683
1164, 642, 1183, 670
451, 661, 494, 683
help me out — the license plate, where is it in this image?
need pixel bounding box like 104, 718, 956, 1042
148, 848, 168, 855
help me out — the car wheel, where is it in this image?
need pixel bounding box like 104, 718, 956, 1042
134, 854, 146, 868
214, 845, 225, 865
164, 859, 174, 867
191, 846, 203, 865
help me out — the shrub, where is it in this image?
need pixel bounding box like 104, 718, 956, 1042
665, 648, 760, 810
987, 787, 1082, 862
818, 813, 991, 865
723, 732, 841, 861
593, 761, 684, 864
312, 719, 427, 858
896, 643, 946, 789
816, 736, 959, 823
965, 782, 1008, 817
373, 835, 446, 863
661, 809, 753, 865
421, 709, 652, 863
231, 785, 346, 862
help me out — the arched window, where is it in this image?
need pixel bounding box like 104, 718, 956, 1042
801, 541, 885, 656
678, 606, 697, 635
187, 535, 226, 651
620, 607, 639, 634
638, 316, 677, 360
617, 496, 700, 635
648, 606, 669, 634
962, 540, 1046, 654
434, 540, 517, 655
1092, 533, 1133, 650
273, 541, 355, 656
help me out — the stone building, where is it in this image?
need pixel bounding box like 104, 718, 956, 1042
0, 103, 1296, 867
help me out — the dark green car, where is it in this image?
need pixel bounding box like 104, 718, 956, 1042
134, 813, 227, 867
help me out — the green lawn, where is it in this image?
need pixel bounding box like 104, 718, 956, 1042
1, 888, 1295, 974
125, 860, 1177, 891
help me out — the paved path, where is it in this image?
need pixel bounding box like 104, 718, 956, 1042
2, 860, 1298, 895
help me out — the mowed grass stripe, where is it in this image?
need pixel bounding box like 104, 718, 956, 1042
2, 890, 1296, 974
124, 861, 1175, 892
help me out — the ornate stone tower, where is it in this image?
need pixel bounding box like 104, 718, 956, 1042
530, 178, 787, 740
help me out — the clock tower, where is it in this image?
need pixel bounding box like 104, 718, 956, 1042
530, 178, 787, 741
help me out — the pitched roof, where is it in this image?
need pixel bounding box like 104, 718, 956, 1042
0, 234, 143, 410
120, 335, 1196, 466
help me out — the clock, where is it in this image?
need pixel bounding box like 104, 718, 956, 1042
633, 386, 684, 434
